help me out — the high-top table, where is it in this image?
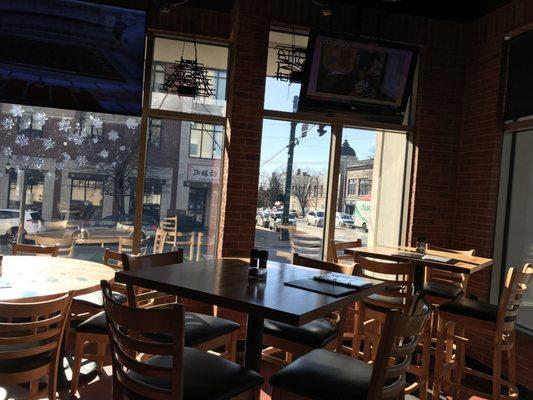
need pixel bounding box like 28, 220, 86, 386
115, 258, 385, 372
344, 245, 493, 289
0, 255, 115, 301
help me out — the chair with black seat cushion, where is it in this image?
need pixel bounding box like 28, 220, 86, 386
351, 255, 430, 400
432, 264, 533, 400
122, 251, 240, 361
0, 293, 73, 400
269, 294, 431, 400
101, 280, 264, 400
261, 253, 348, 366
327, 239, 361, 272
422, 247, 476, 305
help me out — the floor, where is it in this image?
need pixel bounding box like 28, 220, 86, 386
0, 350, 491, 400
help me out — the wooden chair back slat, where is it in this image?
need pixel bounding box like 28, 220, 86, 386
153, 229, 168, 254
355, 255, 414, 312
292, 253, 346, 273
104, 248, 123, 271
122, 251, 183, 308
11, 243, 58, 257
102, 280, 185, 400
367, 295, 431, 400
328, 239, 361, 263
425, 248, 475, 293
33, 236, 75, 258
497, 264, 533, 332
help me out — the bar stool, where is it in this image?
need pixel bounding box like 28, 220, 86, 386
432, 264, 533, 400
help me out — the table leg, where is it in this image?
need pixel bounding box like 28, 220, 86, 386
244, 314, 264, 372
414, 264, 425, 292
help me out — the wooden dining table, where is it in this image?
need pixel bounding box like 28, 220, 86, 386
115, 257, 385, 372
344, 245, 493, 289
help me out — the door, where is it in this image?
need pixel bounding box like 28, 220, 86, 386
187, 188, 207, 228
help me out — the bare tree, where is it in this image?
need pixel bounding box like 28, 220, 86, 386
292, 171, 314, 216
257, 169, 284, 208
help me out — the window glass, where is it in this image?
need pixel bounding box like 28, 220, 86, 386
255, 119, 331, 262
151, 38, 228, 117
333, 127, 408, 255
148, 119, 162, 148
264, 31, 308, 112
142, 118, 223, 260
0, 102, 140, 261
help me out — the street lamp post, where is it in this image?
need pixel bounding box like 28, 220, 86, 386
280, 96, 299, 241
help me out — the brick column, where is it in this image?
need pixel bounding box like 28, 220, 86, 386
217, 0, 269, 258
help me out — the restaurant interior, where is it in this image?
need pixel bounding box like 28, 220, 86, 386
0, 0, 532, 399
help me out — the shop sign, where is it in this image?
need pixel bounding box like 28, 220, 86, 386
187, 164, 219, 183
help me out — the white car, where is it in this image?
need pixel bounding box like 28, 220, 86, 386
306, 210, 325, 227
336, 212, 355, 228
0, 209, 44, 242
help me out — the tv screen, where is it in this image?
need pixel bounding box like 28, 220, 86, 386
0, 0, 146, 116
300, 32, 418, 114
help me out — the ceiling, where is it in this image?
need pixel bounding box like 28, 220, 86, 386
174, 0, 515, 23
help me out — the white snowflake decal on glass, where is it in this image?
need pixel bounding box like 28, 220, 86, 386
58, 118, 71, 132
2, 146, 13, 157
92, 137, 98, 144
34, 112, 48, 126
46, 171, 53, 177
15, 134, 29, 146
9, 104, 24, 117
111, 161, 117, 168
119, 145, 126, 151
68, 134, 84, 146
107, 130, 119, 141
34, 157, 45, 169
56, 162, 65, 171
125, 118, 139, 130
98, 150, 109, 158
89, 115, 103, 129
42, 138, 55, 150
1, 117, 15, 130
76, 155, 88, 167
62, 152, 71, 161
21, 155, 30, 163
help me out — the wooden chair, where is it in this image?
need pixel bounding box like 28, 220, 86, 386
160, 215, 178, 249
33, 236, 75, 258
0, 293, 73, 400
153, 228, 168, 254
261, 253, 349, 366
101, 280, 264, 400
422, 247, 476, 305
432, 264, 533, 400
118, 237, 147, 255
269, 294, 431, 400
328, 238, 362, 269
70, 249, 127, 395
122, 251, 240, 362
351, 254, 430, 399
11, 243, 58, 257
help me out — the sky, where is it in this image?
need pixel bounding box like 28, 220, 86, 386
260, 77, 377, 176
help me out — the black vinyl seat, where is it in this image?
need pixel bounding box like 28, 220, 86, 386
76, 310, 240, 347
74, 291, 127, 308
263, 318, 338, 348
422, 282, 463, 300
438, 296, 498, 322
269, 348, 373, 400
364, 292, 404, 313
0, 343, 50, 374
126, 348, 264, 400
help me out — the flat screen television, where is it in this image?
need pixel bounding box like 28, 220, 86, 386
0, 0, 146, 116
299, 32, 418, 115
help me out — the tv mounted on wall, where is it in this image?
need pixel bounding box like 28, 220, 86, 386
299, 32, 418, 115
0, 0, 146, 116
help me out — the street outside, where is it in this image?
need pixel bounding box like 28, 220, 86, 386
255, 217, 368, 263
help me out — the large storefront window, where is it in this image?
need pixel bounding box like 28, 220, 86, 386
255, 119, 331, 262
143, 117, 223, 261
150, 38, 228, 117
0, 102, 140, 261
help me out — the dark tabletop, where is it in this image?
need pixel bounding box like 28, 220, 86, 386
115, 258, 385, 326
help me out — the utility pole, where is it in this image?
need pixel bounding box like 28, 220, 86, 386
280, 95, 299, 241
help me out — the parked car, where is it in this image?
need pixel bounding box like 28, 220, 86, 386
37, 214, 158, 243
306, 210, 325, 227
0, 209, 44, 242
269, 211, 296, 231
256, 210, 271, 228
335, 212, 355, 228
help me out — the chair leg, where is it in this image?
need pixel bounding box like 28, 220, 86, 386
419, 319, 431, 400
70, 335, 85, 395
432, 312, 446, 400
284, 351, 293, 364
271, 386, 283, 400
508, 332, 517, 394
96, 341, 106, 370
227, 331, 238, 362
352, 301, 364, 359
29, 379, 40, 399
493, 340, 502, 400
